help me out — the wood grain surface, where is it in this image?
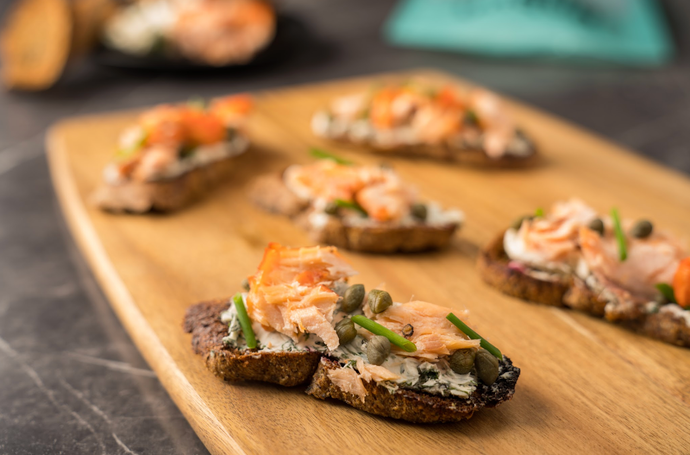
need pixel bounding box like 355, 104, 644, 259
46, 70, 690, 455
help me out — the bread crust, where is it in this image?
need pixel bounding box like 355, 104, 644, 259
478, 231, 690, 347
306, 356, 520, 423
325, 137, 540, 168
92, 155, 239, 213
248, 173, 459, 253
183, 300, 321, 386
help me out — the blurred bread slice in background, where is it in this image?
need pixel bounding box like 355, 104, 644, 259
0, 0, 113, 90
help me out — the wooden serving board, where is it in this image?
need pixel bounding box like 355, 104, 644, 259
47, 70, 690, 454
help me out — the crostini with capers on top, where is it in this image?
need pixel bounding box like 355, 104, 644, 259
248, 152, 464, 253
478, 198, 690, 347
183, 243, 520, 423
92, 95, 252, 213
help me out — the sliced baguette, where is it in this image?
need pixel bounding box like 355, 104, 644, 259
478, 232, 690, 347
92, 154, 239, 213
248, 173, 458, 253
306, 357, 520, 424
183, 300, 320, 386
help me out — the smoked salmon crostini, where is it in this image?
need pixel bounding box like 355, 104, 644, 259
92, 94, 252, 213
311, 80, 537, 166
103, 0, 276, 66
183, 243, 520, 423
478, 198, 690, 347
248, 152, 464, 253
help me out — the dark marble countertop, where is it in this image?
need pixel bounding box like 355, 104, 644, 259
1, 0, 690, 453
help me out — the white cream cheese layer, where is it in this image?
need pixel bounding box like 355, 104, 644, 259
104, 134, 249, 185
220, 293, 478, 397
312, 110, 534, 158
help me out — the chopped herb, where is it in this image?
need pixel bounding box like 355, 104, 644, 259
446, 313, 503, 360
232, 293, 256, 349
535, 207, 544, 217
115, 131, 148, 159
351, 315, 417, 352
656, 283, 676, 304
611, 208, 627, 261
418, 368, 439, 383
464, 110, 479, 126
226, 127, 236, 141
179, 144, 196, 159
309, 148, 354, 165
187, 96, 206, 110
334, 199, 367, 217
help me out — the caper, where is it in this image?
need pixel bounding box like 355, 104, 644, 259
366, 335, 390, 365
402, 324, 414, 338
341, 284, 365, 313
335, 318, 357, 344
630, 220, 653, 239
368, 289, 392, 314
510, 215, 532, 230
411, 203, 427, 221
475, 348, 499, 385
588, 218, 604, 236
241, 278, 250, 291
324, 201, 339, 216
654, 293, 668, 306
449, 349, 476, 375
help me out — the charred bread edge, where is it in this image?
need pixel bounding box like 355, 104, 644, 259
92, 153, 241, 213
248, 173, 459, 253
183, 300, 320, 387
478, 232, 690, 348
306, 356, 520, 423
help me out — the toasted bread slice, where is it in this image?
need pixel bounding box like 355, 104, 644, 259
92, 154, 240, 213
184, 300, 520, 422
183, 300, 321, 386
478, 232, 690, 347
306, 356, 519, 424
249, 173, 459, 253
319, 136, 539, 168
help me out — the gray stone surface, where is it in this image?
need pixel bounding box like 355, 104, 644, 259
1, 0, 689, 453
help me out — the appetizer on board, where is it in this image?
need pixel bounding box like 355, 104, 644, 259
184, 243, 519, 423
249, 152, 464, 253
311, 80, 537, 166
92, 95, 252, 213
103, 0, 275, 66
478, 198, 690, 347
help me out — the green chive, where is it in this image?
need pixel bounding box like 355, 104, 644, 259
115, 131, 148, 158
187, 96, 206, 110
334, 199, 367, 217
535, 207, 544, 217
309, 148, 354, 165
232, 293, 256, 349
446, 313, 503, 360
464, 110, 478, 125
656, 283, 676, 303
611, 208, 627, 261
351, 315, 417, 352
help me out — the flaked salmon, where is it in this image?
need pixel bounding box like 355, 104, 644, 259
283, 160, 416, 222
364, 300, 480, 360
246, 243, 356, 350
504, 198, 597, 271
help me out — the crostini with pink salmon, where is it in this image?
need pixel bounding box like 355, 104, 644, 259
184, 243, 520, 423
478, 198, 690, 347
92, 95, 252, 213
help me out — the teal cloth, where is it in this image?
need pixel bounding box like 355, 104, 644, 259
384, 0, 673, 66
